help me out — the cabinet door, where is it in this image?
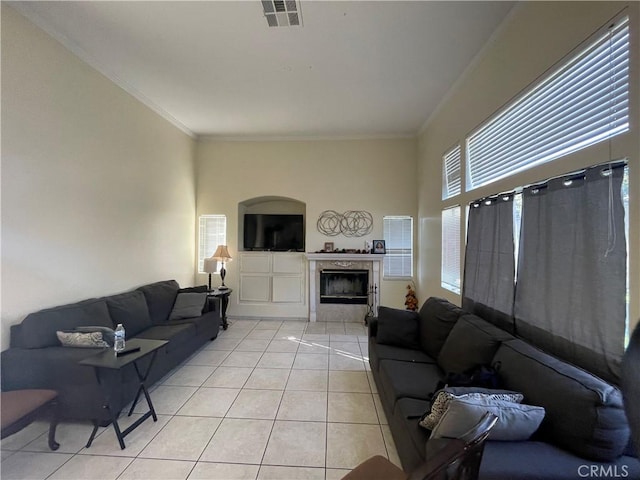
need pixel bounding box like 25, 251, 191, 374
272, 275, 304, 303
239, 275, 271, 302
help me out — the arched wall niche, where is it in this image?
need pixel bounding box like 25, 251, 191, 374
238, 196, 306, 251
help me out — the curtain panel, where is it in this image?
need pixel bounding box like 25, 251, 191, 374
514, 166, 627, 383
462, 195, 516, 333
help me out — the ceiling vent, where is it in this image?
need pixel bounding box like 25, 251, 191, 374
262, 0, 303, 27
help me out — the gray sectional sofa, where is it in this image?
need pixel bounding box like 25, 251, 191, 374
1, 280, 220, 423
369, 297, 640, 479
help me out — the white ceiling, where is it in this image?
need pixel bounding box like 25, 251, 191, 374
11, 1, 515, 139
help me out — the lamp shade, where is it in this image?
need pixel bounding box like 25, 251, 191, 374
212, 245, 232, 262
203, 257, 218, 274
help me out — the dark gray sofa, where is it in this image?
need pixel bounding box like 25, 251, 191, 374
369, 297, 640, 479
1, 280, 220, 423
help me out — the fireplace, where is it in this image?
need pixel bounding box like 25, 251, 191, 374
320, 269, 368, 304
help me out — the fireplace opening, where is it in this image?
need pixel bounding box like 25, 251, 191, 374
320, 269, 369, 304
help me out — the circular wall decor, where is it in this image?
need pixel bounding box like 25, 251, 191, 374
317, 210, 373, 237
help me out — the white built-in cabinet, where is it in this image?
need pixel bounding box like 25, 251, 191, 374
238, 252, 307, 318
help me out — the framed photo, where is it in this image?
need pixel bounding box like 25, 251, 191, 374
372, 240, 386, 254
324, 242, 334, 252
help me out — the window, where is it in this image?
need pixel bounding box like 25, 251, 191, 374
198, 215, 226, 273
441, 207, 461, 293
442, 145, 461, 199
466, 16, 629, 190
383, 216, 413, 278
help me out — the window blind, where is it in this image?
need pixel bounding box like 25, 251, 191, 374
198, 215, 227, 272
383, 216, 413, 278
441, 206, 461, 293
443, 145, 461, 199
467, 16, 629, 190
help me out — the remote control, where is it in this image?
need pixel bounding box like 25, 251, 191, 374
116, 346, 141, 357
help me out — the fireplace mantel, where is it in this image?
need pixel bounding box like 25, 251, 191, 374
305, 253, 383, 322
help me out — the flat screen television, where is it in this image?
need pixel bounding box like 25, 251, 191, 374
243, 214, 304, 251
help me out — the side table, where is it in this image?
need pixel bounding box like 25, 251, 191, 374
79, 338, 167, 450
208, 288, 232, 330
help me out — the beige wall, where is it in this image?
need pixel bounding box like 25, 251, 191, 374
418, 2, 640, 328
1, 6, 197, 349
195, 138, 418, 315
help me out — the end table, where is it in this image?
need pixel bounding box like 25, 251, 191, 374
208, 288, 232, 330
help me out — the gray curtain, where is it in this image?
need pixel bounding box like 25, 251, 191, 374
514, 165, 627, 383
462, 194, 515, 333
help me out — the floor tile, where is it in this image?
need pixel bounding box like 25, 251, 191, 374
301, 334, 330, 342
47, 453, 132, 479
381, 424, 401, 467
329, 334, 359, 342
139, 416, 221, 461
327, 392, 378, 424
135, 385, 197, 415
185, 349, 231, 366
328, 371, 371, 393
293, 354, 329, 370
206, 336, 243, 351
303, 324, 326, 334
120, 458, 195, 479
0, 451, 73, 480
286, 369, 328, 391
257, 352, 295, 369
227, 389, 283, 419
189, 462, 259, 479
22, 421, 91, 454
257, 465, 325, 480
162, 365, 217, 387
277, 391, 327, 422
255, 320, 283, 330
199, 418, 273, 464
373, 394, 388, 425
246, 330, 277, 340
297, 340, 331, 355
236, 338, 271, 352
262, 421, 326, 467
329, 342, 362, 356
177, 387, 240, 417
266, 339, 300, 353
326, 423, 387, 469
0, 421, 48, 451
78, 414, 171, 457
329, 354, 366, 371
245, 368, 290, 390
203, 366, 253, 388
325, 468, 351, 480
221, 351, 263, 368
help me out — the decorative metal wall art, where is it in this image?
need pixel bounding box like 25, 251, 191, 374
317, 210, 373, 237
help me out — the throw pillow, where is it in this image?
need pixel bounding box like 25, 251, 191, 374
430, 397, 545, 441
74, 326, 116, 346
376, 306, 421, 350
57, 330, 109, 348
169, 292, 207, 321
419, 389, 524, 430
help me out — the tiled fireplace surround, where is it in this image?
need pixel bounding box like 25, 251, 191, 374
306, 254, 383, 323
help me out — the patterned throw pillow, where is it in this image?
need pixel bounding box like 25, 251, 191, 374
419, 389, 524, 430
56, 331, 109, 348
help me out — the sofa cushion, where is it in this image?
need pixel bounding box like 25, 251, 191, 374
376, 306, 421, 350
105, 291, 152, 337
493, 339, 630, 461
20, 299, 113, 349
430, 397, 545, 441
369, 340, 436, 373
169, 292, 207, 321
480, 441, 640, 480
136, 280, 179, 324
135, 323, 196, 353
378, 359, 442, 409
418, 297, 465, 359
393, 397, 433, 469
437, 314, 514, 374
56, 331, 109, 348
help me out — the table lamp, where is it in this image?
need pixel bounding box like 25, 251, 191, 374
203, 256, 218, 291
212, 245, 232, 290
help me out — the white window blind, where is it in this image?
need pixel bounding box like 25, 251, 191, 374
467, 16, 629, 190
383, 216, 413, 278
198, 215, 226, 273
443, 145, 461, 199
441, 206, 461, 294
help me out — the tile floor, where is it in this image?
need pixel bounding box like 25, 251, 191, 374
0, 319, 400, 480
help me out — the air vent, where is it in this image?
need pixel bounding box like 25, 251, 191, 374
262, 0, 303, 27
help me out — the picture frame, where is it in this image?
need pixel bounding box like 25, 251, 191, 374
372, 240, 386, 254
324, 242, 335, 252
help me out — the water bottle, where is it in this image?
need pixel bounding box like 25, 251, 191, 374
114, 324, 125, 354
